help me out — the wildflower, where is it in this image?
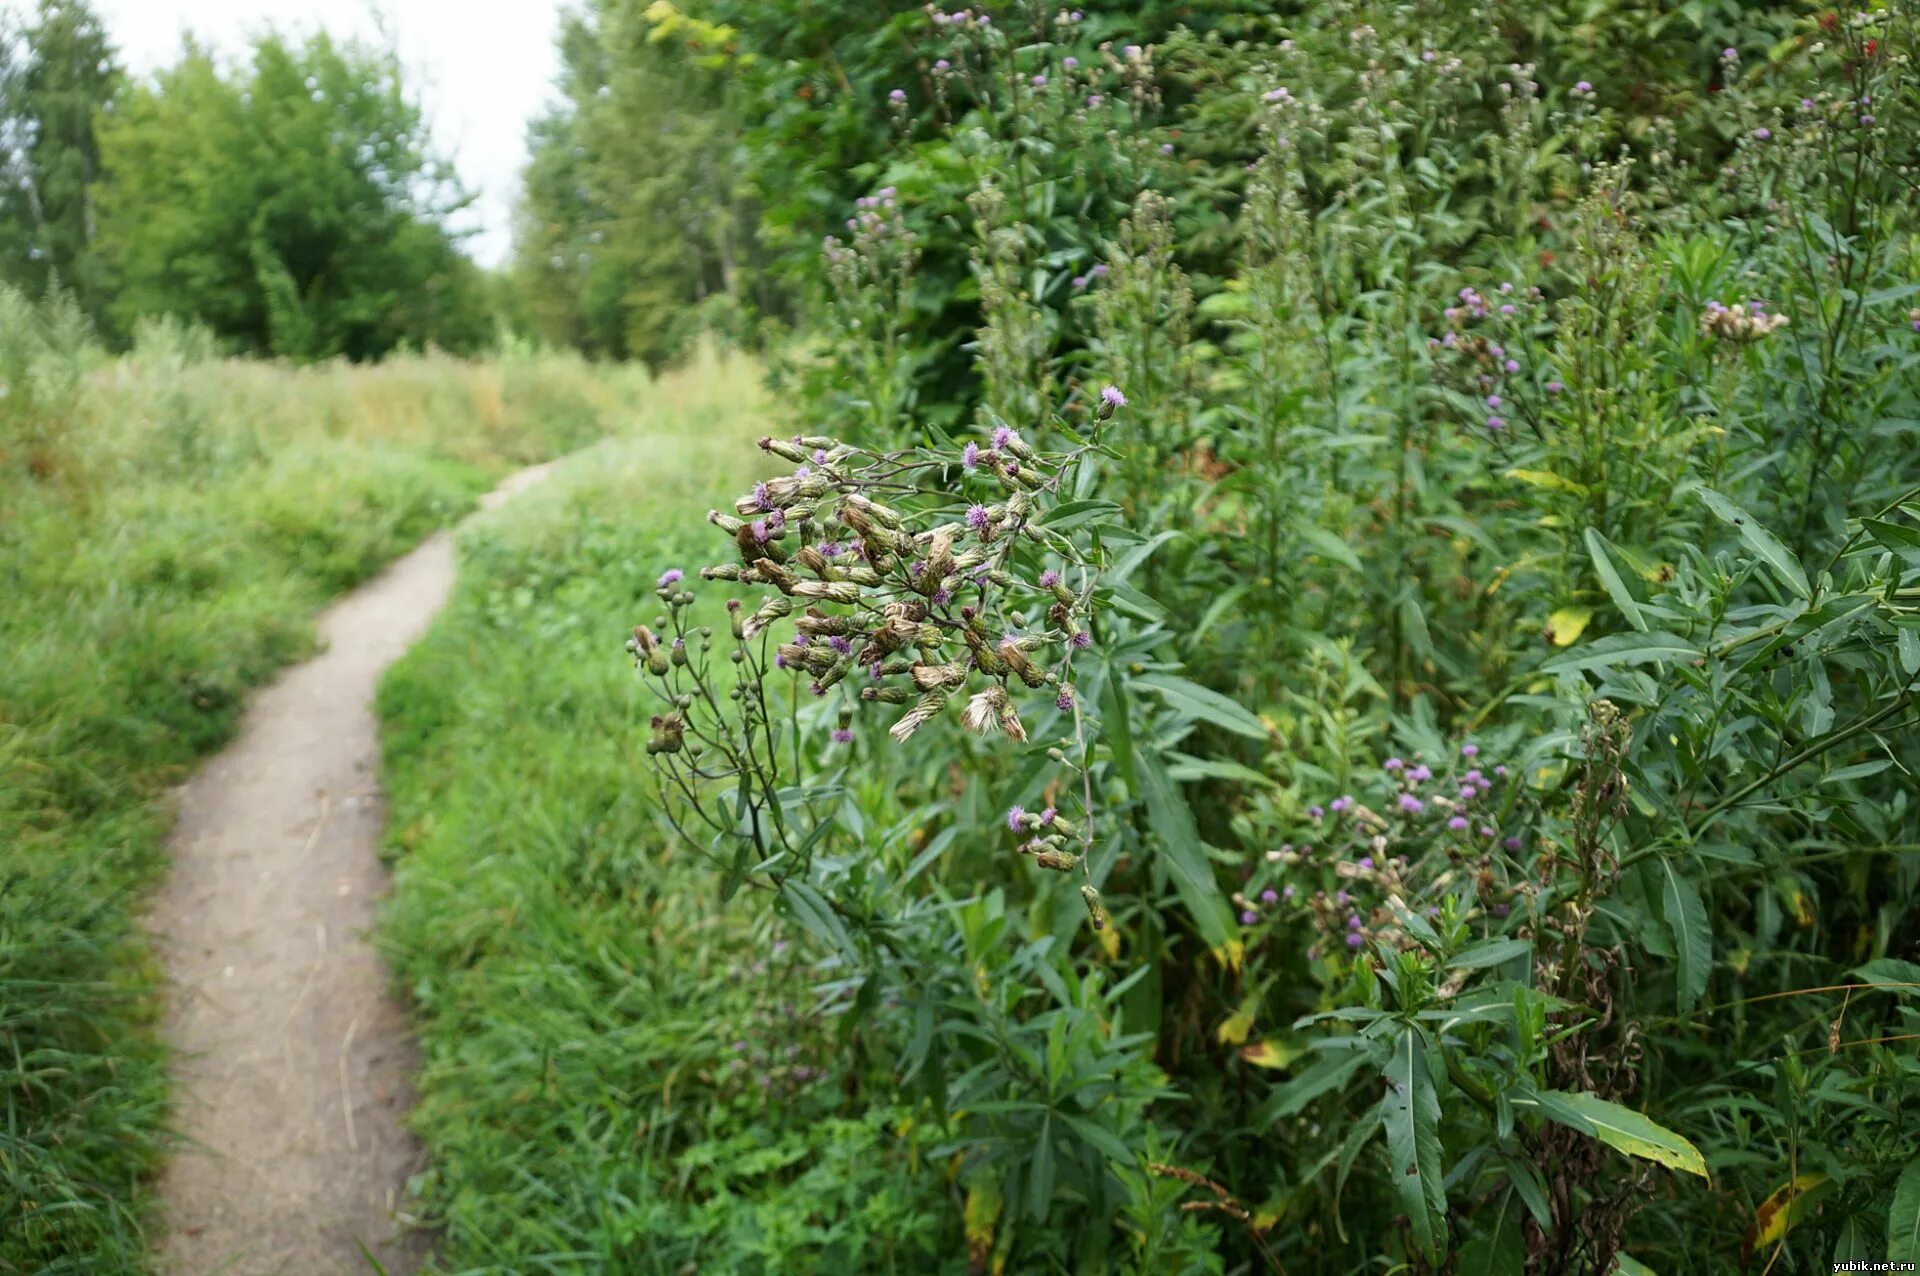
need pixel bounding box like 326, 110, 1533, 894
966, 504, 992, 533
1753, 127, 1771, 140
1347, 914, 1363, 931
1039, 569, 1060, 588
1384, 757, 1404, 771
1331, 795, 1353, 813
1260, 888, 1278, 904
1546, 380, 1564, 394
1039, 806, 1057, 825
1308, 804, 1325, 820
962, 442, 980, 470
1282, 885, 1295, 900
657, 568, 684, 588
1722, 47, 1738, 61
1071, 275, 1087, 289
1334, 890, 1350, 906
1345, 931, 1364, 949
1241, 910, 1259, 926
1487, 394, 1503, 408
1160, 142, 1173, 155
1503, 836, 1523, 852
1448, 816, 1469, 831
1486, 416, 1506, 431
1574, 79, 1592, 93
963, 686, 1028, 741
1071, 631, 1092, 649
831, 728, 854, 744
1398, 793, 1425, 814
1006, 805, 1026, 831
1503, 359, 1519, 373
1461, 743, 1479, 757
1031, 74, 1047, 88
889, 88, 907, 102
1481, 826, 1497, 839
1063, 55, 1078, 69
1358, 856, 1374, 870
1408, 764, 1432, 782
1098, 384, 1127, 420
935, 58, 950, 70
1055, 686, 1075, 712
991, 425, 1019, 451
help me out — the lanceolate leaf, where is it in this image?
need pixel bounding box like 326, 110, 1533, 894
1517, 1089, 1708, 1179
1890, 1155, 1920, 1262
1655, 857, 1711, 1011
1584, 527, 1647, 631
1133, 672, 1270, 741
1542, 631, 1702, 674
1699, 488, 1810, 598
1134, 748, 1235, 951
1383, 1025, 1448, 1261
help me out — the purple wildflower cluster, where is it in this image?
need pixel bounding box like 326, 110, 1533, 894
1233, 741, 1531, 958
1699, 298, 1790, 343
1431, 280, 1554, 435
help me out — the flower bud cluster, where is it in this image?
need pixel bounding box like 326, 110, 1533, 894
1698, 298, 1790, 343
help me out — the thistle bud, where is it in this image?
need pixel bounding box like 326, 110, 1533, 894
709, 510, 745, 534
742, 597, 793, 638
760, 436, 810, 463
889, 688, 951, 741
1034, 850, 1079, 872
791, 580, 861, 605
1080, 884, 1108, 930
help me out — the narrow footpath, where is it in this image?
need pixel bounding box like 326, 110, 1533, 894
148, 462, 557, 1275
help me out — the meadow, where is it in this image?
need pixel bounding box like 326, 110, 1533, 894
0, 291, 646, 1269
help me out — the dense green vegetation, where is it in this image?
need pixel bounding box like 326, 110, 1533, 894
0, 291, 646, 1269
382, 1, 1920, 1273
5, 0, 1920, 1271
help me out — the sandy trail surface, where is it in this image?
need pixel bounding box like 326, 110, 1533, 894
149, 462, 556, 1275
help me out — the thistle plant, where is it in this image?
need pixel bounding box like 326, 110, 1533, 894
630, 393, 1132, 924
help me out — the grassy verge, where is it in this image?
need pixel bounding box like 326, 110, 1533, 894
0, 315, 648, 1272
376, 349, 959, 1273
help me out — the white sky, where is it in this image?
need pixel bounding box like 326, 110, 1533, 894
93, 0, 567, 267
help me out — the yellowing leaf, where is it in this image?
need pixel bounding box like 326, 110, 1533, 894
1546, 607, 1594, 647
1742, 1173, 1829, 1262
1239, 1039, 1305, 1070
1507, 467, 1590, 496
1217, 1006, 1255, 1045
1521, 1089, 1709, 1180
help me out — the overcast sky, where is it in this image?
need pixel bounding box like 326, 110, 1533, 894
93, 0, 566, 267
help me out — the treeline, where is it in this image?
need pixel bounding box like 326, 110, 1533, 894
0, 0, 488, 360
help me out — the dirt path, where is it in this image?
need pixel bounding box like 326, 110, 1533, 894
149, 462, 557, 1275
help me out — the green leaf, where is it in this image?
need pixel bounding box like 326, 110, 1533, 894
1298, 525, 1363, 571
1542, 631, 1702, 674
1614, 1256, 1659, 1276
1655, 858, 1711, 1011
1135, 748, 1234, 951
1449, 938, 1533, 970
1383, 1025, 1448, 1262
1864, 517, 1920, 564
1518, 1089, 1708, 1179
1256, 1049, 1371, 1122
1133, 673, 1269, 741
1455, 1186, 1524, 1276
1584, 528, 1647, 631
1699, 489, 1809, 598
1891, 1154, 1920, 1262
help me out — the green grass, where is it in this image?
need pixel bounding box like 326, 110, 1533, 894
0, 317, 650, 1273
375, 350, 961, 1274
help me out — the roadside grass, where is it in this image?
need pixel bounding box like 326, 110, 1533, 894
376, 349, 960, 1274
0, 302, 647, 1272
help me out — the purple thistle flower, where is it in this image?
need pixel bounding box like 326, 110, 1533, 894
1334, 890, 1350, 906
1398, 793, 1425, 814
931, 588, 952, 606
820, 541, 843, 558
991, 425, 1018, 450
1358, 856, 1374, 870
657, 568, 684, 587
1282, 885, 1295, 901
1546, 380, 1564, 395
1486, 415, 1506, 431
1031, 74, 1047, 88
809, 681, 827, 698
752, 481, 773, 510
1575, 80, 1592, 93
1487, 394, 1503, 408
966, 505, 992, 532
829, 635, 853, 655
1308, 804, 1325, 820
831, 728, 854, 744
1331, 795, 1353, 813
868, 662, 884, 679
1260, 888, 1278, 904
1039, 569, 1061, 588
1040, 807, 1057, 825
1071, 631, 1092, 649
1071, 275, 1087, 289
962, 442, 980, 470
1481, 826, 1497, 839
1753, 127, 1771, 140
1055, 686, 1075, 712
889, 88, 907, 102
1461, 743, 1479, 757
1408, 764, 1433, 783
750, 520, 770, 543
1448, 816, 1469, 832
1006, 806, 1026, 831
1241, 910, 1259, 926
1384, 757, 1404, 772
1347, 914, 1363, 931
1100, 384, 1128, 408
1503, 836, 1523, 852
1503, 359, 1520, 373
1345, 931, 1364, 949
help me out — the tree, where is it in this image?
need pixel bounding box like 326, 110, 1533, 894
93, 29, 490, 360
0, 0, 119, 314
513, 0, 765, 365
